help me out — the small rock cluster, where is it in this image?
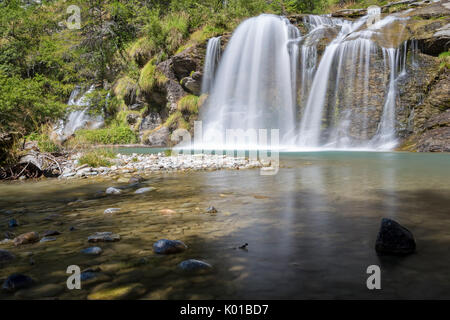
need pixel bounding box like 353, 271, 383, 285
59, 153, 263, 179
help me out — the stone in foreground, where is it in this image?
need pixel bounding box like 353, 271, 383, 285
178, 259, 212, 271
375, 218, 416, 255
42, 230, 61, 237
13, 232, 39, 246
2, 274, 34, 292
82, 246, 103, 255
88, 232, 121, 243
153, 239, 187, 254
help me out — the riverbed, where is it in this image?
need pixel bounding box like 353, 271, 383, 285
0, 151, 449, 299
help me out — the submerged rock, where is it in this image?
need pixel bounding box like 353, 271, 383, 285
105, 187, 122, 195
206, 206, 218, 213
153, 239, 187, 254
8, 218, 18, 228
4, 231, 15, 239
39, 237, 57, 243
88, 232, 121, 243
104, 208, 121, 214
2, 274, 34, 292
42, 230, 61, 237
134, 187, 156, 194
0, 249, 15, 263
128, 175, 144, 184
178, 259, 212, 271
82, 247, 103, 255
375, 218, 416, 255
13, 232, 39, 246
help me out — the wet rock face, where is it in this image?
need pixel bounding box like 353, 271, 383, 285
139, 112, 162, 132
416, 110, 450, 152
153, 239, 187, 254
2, 274, 34, 292
375, 218, 416, 255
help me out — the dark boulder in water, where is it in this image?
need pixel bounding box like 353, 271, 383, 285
178, 259, 212, 271
153, 239, 187, 254
375, 218, 416, 255
2, 274, 34, 292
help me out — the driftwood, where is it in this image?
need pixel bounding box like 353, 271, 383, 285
0, 150, 66, 180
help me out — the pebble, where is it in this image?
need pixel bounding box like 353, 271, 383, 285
153, 239, 187, 254
206, 206, 218, 213
42, 230, 61, 237
39, 237, 57, 243
59, 154, 263, 180
82, 246, 103, 255
104, 208, 121, 214
106, 187, 122, 195
134, 187, 156, 194
88, 232, 121, 243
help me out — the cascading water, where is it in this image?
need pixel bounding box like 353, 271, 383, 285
200, 14, 300, 148
55, 85, 104, 141
201, 37, 222, 94
195, 12, 416, 151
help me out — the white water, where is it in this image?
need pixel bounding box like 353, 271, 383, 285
200, 14, 300, 148
55, 85, 104, 141
201, 37, 222, 94
193, 12, 415, 151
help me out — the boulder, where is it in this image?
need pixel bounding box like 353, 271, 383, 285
375, 218, 416, 255
139, 112, 162, 132
105, 187, 122, 195
142, 127, 169, 147
180, 72, 203, 96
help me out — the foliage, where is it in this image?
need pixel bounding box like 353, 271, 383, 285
78, 148, 116, 167
75, 125, 137, 145
177, 95, 200, 114
438, 51, 450, 70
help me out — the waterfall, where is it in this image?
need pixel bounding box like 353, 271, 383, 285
201, 37, 222, 94
200, 14, 300, 148
193, 12, 415, 151
55, 85, 104, 141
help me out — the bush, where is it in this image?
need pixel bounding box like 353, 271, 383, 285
76, 125, 137, 145
78, 149, 116, 168
438, 51, 450, 70
177, 95, 200, 114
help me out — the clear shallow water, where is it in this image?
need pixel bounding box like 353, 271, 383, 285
0, 152, 449, 299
